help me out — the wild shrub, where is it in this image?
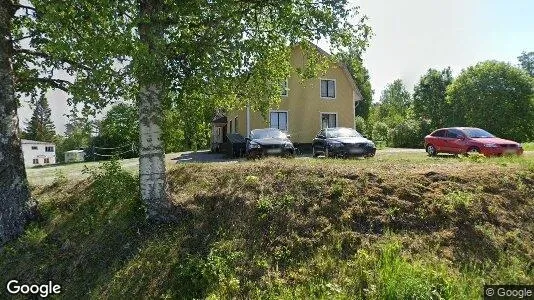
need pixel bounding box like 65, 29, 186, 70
52, 169, 68, 186
83, 159, 138, 204
372, 122, 390, 145
389, 119, 423, 148
354, 116, 367, 135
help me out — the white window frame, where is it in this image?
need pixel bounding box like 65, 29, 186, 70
32, 158, 39, 164
320, 78, 336, 99
31, 146, 38, 150
269, 110, 289, 132
45, 146, 54, 152
319, 112, 338, 129
281, 79, 289, 97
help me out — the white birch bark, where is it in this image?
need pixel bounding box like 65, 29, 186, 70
138, 84, 174, 221
137, 0, 175, 221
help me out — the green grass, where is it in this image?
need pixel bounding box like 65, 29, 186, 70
4, 155, 533, 298
522, 142, 534, 151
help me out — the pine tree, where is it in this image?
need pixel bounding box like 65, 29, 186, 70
24, 96, 56, 142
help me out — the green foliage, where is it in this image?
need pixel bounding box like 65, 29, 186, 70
23, 95, 56, 142
413, 68, 454, 129
518, 51, 534, 77
336, 42, 374, 119
26, 0, 369, 119
441, 190, 475, 212
98, 103, 138, 148
3, 158, 534, 298
446, 61, 534, 142
51, 169, 68, 186
389, 119, 423, 148
91, 103, 138, 159
54, 116, 93, 163
378, 79, 413, 127
354, 116, 367, 135
371, 121, 390, 144
375, 242, 458, 299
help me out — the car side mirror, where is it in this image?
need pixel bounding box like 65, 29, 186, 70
245, 137, 251, 141
286, 134, 291, 139
362, 135, 368, 138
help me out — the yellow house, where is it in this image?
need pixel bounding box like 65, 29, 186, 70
218, 44, 363, 148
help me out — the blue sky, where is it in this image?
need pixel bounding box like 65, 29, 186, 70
18, 0, 534, 134
356, 0, 534, 100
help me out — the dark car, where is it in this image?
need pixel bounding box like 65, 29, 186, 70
312, 127, 376, 158
245, 128, 295, 159
424, 127, 523, 156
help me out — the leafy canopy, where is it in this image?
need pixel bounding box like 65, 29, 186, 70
518, 51, 534, 77
413, 68, 453, 130
446, 60, 534, 141
26, 0, 370, 117
23, 95, 55, 142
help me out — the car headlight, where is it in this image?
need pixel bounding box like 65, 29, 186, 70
367, 142, 375, 148
249, 142, 261, 149
484, 143, 499, 148
328, 142, 343, 148
284, 143, 293, 148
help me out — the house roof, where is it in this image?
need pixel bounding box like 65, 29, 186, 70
212, 115, 227, 124
294, 43, 364, 102
21, 139, 55, 145
65, 150, 85, 153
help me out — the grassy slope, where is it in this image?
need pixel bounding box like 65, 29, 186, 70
1, 156, 534, 299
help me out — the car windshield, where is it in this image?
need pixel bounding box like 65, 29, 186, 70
326, 128, 362, 138
250, 129, 286, 139
462, 128, 495, 138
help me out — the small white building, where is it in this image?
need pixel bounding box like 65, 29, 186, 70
64, 149, 85, 163
21, 139, 56, 167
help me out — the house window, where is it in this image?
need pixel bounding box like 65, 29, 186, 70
321, 113, 337, 129
281, 79, 288, 97
270, 111, 288, 131
31, 146, 38, 150
320, 79, 336, 98
32, 159, 39, 164
44, 158, 50, 164
45, 146, 54, 152
234, 117, 238, 133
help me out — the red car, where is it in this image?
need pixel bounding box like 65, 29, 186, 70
424, 127, 523, 156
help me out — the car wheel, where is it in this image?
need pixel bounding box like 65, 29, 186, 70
426, 144, 437, 156
466, 147, 480, 156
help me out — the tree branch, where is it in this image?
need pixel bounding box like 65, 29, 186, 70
12, 4, 38, 14
26, 77, 71, 93
11, 33, 38, 43
14, 48, 92, 71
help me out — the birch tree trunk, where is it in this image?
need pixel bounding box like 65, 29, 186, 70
137, 0, 175, 222
0, 0, 35, 246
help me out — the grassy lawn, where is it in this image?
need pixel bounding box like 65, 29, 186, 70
26, 149, 534, 186
26, 153, 180, 185
3, 151, 533, 299
522, 142, 534, 151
